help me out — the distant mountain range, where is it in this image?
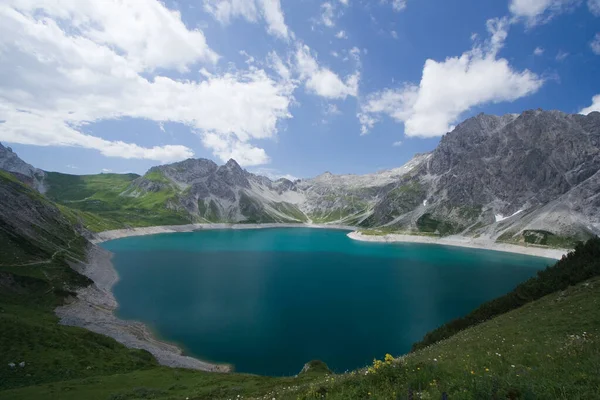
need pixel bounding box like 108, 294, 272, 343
1, 109, 599, 247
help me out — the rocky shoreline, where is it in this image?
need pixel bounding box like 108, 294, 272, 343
92, 222, 356, 244
58, 223, 355, 372
55, 245, 230, 372
347, 231, 569, 260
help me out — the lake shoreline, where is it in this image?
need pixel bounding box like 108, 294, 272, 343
64, 223, 566, 373
93, 223, 569, 260
347, 231, 568, 260
55, 245, 231, 372
92, 223, 356, 244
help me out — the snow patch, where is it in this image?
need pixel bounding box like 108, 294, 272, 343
495, 209, 524, 222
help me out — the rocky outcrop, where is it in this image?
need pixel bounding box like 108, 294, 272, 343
0, 143, 46, 191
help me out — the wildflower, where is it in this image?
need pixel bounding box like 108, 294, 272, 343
485, 368, 489, 372
433, 358, 438, 362
385, 354, 394, 363
471, 370, 475, 374
417, 367, 420, 370
511, 365, 515, 368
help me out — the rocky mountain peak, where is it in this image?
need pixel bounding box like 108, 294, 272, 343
224, 158, 243, 171
216, 159, 249, 188
0, 142, 46, 191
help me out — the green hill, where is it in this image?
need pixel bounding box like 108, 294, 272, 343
44, 172, 193, 230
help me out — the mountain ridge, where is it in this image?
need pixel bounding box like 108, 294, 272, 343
2, 108, 599, 246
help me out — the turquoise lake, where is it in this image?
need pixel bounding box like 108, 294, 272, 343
102, 228, 553, 376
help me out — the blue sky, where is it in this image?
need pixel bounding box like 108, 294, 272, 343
1, 0, 599, 179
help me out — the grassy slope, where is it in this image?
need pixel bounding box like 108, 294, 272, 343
0, 175, 159, 391
289, 276, 600, 400
4, 277, 599, 400
413, 237, 600, 351
44, 172, 191, 230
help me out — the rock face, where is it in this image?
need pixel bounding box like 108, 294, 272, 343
0, 143, 46, 191
125, 157, 307, 223
2, 109, 599, 244
414, 110, 600, 242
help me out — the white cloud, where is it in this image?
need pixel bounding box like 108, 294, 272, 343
392, 140, 403, 147
11, 0, 219, 71
509, 0, 580, 26
203, 0, 289, 39
580, 94, 600, 114
250, 167, 299, 181
267, 51, 292, 81
533, 46, 545, 55
391, 30, 399, 39
201, 132, 270, 165
336, 30, 348, 39
66, 164, 78, 169
0, 0, 295, 165
260, 0, 290, 39
590, 0, 600, 15
591, 33, 600, 54
102, 168, 113, 173
384, 0, 408, 12
359, 18, 543, 137
295, 44, 359, 99
320, 2, 336, 27
556, 50, 569, 61
338, 0, 349, 5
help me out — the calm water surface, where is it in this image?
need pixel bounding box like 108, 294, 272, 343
102, 228, 553, 376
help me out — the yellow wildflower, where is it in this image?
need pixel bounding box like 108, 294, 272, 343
471, 370, 475, 375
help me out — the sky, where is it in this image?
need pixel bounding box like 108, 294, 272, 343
0, 0, 599, 180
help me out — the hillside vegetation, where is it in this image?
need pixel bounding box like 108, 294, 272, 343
44, 172, 193, 230
0, 174, 158, 390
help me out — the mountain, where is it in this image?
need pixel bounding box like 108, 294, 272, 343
398, 110, 600, 246
1, 109, 599, 246
0, 143, 46, 192
126, 158, 307, 224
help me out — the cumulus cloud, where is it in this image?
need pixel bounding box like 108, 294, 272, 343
295, 44, 359, 99
509, 0, 580, 25
591, 33, 600, 54
203, 0, 289, 39
0, 0, 294, 165
533, 46, 545, 55
581, 94, 600, 114
12, 0, 219, 70
358, 18, 543, 137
